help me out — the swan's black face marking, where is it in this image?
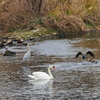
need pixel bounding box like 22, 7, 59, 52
52, 66, 56, 69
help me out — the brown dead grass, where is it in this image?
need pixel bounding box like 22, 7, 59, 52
0, 0, 100, 34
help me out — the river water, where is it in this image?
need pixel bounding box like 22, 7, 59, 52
0, 37, 100, 100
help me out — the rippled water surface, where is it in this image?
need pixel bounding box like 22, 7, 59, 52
0, 38, 100, 100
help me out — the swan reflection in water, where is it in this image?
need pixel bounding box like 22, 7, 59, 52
28, 79, 53, 88
27, 65, 56, 99
28, 79, 54, 99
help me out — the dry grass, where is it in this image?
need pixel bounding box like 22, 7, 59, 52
0, 0, 100, 34
0, 0, 37, 32
45, 0, 100, 33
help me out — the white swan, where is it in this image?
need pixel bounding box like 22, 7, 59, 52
28, 65, 56, 80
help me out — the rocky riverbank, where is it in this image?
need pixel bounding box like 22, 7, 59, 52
0, 26, 100, 48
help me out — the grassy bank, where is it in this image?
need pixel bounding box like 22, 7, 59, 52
0, 0, 100, 37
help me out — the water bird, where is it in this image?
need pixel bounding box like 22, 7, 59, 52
22, 43, 34, 62
87, 58, 97, 63
0, 42, 5, 48
3, 48, 16, 56
75, 51, 97, 63
28, 65, 56, 80
75, 51, 94, 59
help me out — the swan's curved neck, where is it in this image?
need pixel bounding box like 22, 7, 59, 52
48, 67, 53, 79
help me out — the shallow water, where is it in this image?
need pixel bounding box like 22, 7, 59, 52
0, 38, 100, 100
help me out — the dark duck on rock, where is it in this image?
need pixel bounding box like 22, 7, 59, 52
3, 48, 16, 56
0, 42, 5, 48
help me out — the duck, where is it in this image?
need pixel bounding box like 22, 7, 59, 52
87, 58, 97, 63
3, 48, 16, 56
75, 51, 94, 59
75, 51, 97, 63
28, 65, 56, 80
0, 42, 5, 48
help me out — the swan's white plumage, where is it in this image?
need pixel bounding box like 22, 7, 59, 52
28, 75, 38, 80
28, 65, 56, 80
32, 72, 51, 79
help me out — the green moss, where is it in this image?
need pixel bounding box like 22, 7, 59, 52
49, 12, 59, 18
83, 19, 95, 28
86, 32, 100, 39
9, 27, 56, 40
30, 18, 43, 24
85, 23, 95, 28
66, 10, 73, 15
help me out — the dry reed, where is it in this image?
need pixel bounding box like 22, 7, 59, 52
0, 0, 100, 34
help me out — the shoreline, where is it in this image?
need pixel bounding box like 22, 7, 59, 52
0, 28, 100, 48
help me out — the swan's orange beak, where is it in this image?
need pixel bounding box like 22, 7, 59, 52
53, 66, 56, 69
30, 43, 34, 45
